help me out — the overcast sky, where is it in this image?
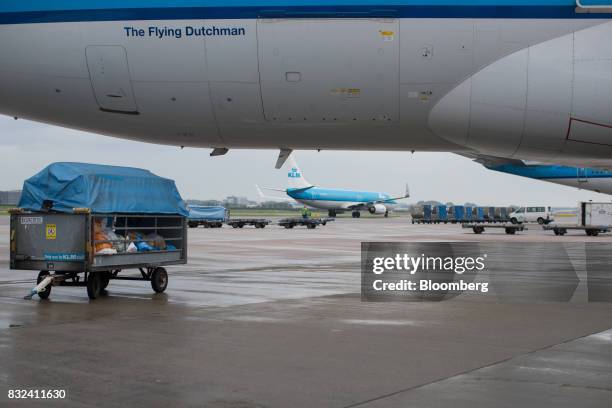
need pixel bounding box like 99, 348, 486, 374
1, 114, 610, 207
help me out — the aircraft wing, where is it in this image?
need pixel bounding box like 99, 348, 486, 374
458, 152, 527, 168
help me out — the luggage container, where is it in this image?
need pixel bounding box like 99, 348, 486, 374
10, 163, 189, 300
448, 205, 465, 223
474, 207, 485, 222
464, 206, 473, 222
423, 204, 433, 223
436, 205, 449, 223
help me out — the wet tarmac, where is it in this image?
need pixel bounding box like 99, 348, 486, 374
1, 216, 611, 407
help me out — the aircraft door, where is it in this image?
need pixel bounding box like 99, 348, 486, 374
578, 167, 588, 183
257, 18, 399, 123
86, 46, 139, 114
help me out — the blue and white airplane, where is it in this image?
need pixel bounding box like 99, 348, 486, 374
3, 1, 612, 194
260, 157, 409, 217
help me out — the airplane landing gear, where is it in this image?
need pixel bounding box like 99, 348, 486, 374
352, 211, 361, 218
328, 210, 337, 218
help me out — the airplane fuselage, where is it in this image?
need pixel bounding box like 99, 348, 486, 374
288, 187, 397, 212
2, 2, 612, 168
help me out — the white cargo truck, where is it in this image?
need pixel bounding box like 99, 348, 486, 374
545, 202, 612, 236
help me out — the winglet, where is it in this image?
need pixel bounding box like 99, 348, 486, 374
275, 148, 293, 169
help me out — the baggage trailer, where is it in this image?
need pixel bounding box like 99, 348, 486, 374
278, 217, 333, 229
544, 202, 612, 236
187, 206, 228, 228
462, 223, 527, 235
10, 210, 187, 300
227, 218, 271, 229
11, 162, 190, 301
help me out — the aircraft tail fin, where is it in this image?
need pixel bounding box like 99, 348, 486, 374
286, 155, 313, 190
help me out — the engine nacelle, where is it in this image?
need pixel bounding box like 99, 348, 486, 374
369, 204, 387, 215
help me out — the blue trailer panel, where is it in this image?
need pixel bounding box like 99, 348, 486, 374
437, 205, 448, 222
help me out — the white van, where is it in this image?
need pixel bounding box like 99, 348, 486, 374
509, 206, 551, 225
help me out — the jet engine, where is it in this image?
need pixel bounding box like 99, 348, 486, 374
368, 204, 387, 215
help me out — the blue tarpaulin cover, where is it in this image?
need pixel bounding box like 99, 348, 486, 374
188, 206, 228, 221
19, 162, 189, 216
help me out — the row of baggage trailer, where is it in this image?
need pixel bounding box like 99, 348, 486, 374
412, 205, 514, 224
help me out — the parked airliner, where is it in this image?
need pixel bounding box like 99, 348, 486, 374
260, 157, 409, 217
2, 1, 612, 180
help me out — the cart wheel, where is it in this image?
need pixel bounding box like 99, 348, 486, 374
307, 224, 316, 229
553, 228, 560, 236
37, 271, 51, 300
232, 224, 239, 228
87, 272, 103, 300
151, 267, 168, 293
101, 272, 111, 290
505, 228, 516, 235
285, 225, 294, 229
473, 227, 482, 234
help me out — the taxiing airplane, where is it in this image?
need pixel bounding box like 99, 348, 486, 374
2, 1, 612, 187
259, 157, 409, 217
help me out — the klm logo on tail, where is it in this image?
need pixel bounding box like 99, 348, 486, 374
288, 167, 302, 179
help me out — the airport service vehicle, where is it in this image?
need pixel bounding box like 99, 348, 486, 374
278, 217, 333, 229
463, 223, 528, 235
187, 205, 228, 228
509, 206, 552, 225
227, 218, 271, 228
7, 2, 612, 195
545, 202, 612, 236
261, 156, 409, 218
10, 163, 188, 300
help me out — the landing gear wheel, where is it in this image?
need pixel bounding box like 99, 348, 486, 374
87, 272, 103, 300
328, 210, 337, 218
37, 271, 51, 300
151, 267, 168, 293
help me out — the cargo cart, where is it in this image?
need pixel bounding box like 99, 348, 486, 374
11, 210, 187, 300
227, 218, 271, 229
11, 162, 190, 301
187, 205, 228, 228
278, 217, 334, 229
462, 223, 527, 235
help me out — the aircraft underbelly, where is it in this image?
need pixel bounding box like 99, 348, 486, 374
0, 17, 609, 157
